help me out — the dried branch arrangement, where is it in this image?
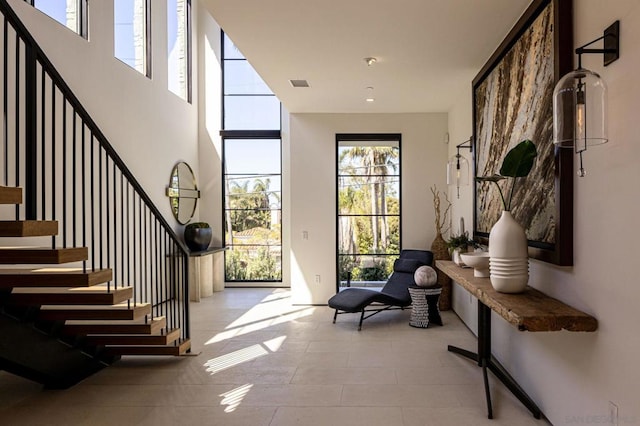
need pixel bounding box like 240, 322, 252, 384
430, 184, 451, 237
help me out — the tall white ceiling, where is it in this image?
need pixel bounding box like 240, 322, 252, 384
200, 0, 532, 113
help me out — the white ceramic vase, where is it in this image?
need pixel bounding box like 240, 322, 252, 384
452, 248, 465, 266
488, 211, 529, 293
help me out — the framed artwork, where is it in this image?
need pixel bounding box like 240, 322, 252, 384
473, 0, 574, 266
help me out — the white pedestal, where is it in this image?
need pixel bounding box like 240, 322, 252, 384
188, 247, 226, 302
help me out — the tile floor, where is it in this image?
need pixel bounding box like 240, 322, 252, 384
0, 288, 550, 425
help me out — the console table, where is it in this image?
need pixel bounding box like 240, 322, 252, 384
435, 260, 597, 420
188, 246, 226, 302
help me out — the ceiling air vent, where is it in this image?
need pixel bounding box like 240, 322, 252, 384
289, 79, 310, 88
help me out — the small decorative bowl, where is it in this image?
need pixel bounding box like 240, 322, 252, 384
460, 251, 490, 277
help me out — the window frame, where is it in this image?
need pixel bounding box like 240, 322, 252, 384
335, 133, 403, 291
167, 0, 192, 102
221, 131, 283, 283
222, 32, 279, 131
113, 0, 152, 78
221, 31, 283, 283
26, 0, 89, 39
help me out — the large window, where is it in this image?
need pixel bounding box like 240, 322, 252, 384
27, 0, 88, 38
223, 139, 282, 281
337, 135, 401, 289
167, 0, 191, 101
114, 0, 150, 76
222, 33, 282, 283
223, 36, 280, 131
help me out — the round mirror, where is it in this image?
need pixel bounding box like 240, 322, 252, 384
166, 162, 199, 224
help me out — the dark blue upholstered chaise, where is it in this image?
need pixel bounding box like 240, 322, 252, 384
328, 249, 434, 330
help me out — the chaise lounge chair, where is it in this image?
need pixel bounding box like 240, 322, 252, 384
328, 249, 434, 330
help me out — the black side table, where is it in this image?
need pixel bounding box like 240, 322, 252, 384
408, 285, 443, 328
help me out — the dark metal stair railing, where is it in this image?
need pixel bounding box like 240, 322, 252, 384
0, 0, 190, 342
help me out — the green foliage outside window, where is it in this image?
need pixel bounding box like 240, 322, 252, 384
337, 144, 400, 285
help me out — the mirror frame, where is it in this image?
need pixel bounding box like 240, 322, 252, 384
166, 161, 200, 224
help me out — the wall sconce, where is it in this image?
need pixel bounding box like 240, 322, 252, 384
447, 138, 472, 199
553, 21, 620, 177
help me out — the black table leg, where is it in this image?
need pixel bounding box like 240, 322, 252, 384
448, 300, 541, 420
487, 355, 542, 419
482, 358, 493, 419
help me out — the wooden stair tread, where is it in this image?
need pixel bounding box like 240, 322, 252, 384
39, 302, 151, 320
12, 284, 127, 294
64, 316, 166, 335
9, 285, 133, 305
0, 186, 22, 204
0, 268, 111, 287
103, 338, 191, 356
85, 328, 180, 346
0, 247, 88, 264
0, 221, 58, 237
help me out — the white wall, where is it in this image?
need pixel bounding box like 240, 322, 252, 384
288, 113, 448, 305
8, 0, 200, 229
447, 1, 640, 423
196, 5, 222, 242
195, 4, 224, 288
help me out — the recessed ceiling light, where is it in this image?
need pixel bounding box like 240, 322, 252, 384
289, 79, 309, 88
366, 86, 375, 102
364, 57, 377, 66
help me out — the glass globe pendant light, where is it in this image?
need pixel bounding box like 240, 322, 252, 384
553, 21, 620, 177
447, 138, 472, 199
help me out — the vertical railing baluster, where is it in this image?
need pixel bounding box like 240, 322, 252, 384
24, 42, 36, 220
90, 132, 94, 271
82, 124, 86, 273
143, 203, 148, 305
14, 36, 19, 218
132, 188, 136, 304
105, 152, 110, 290
98, 144, 103, 271
40, 69, 44, 220
161, 227, 167, 321
127, 183, 131, 301
72, 110, 77, 246
184, 253, 189, 339
112, 162, 116, 286
2, 17, 7, 187
105, 158, 111, 280
171, 242, 176, 330
155, 218, 159, 321
147, 209, 151, 315
50, 82, 55, 230
139, 197, 143, 303
175, 247, 180, 331
120, 171, 124, 287
61, 96, 67, 247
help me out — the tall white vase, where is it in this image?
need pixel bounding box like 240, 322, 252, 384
488, 211, 529, 293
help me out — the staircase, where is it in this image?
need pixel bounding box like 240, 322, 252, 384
0, 186, 190, 388
0, 0, 192, 388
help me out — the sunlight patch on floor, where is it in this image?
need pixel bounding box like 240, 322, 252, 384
203, 344, 269, 375
204, 289, 315, 345
205, 335, 289, 413
203, 336, 288, 376
263, 335, 286, 352
220, 383, 253, 413
225, 289, 302, 328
